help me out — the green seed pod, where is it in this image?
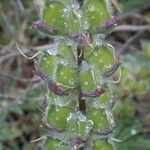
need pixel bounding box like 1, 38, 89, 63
42, 1, 67, 35
87, 109, 109, 131
58, 40, 75, 62
83, 0, 111, 32
39, 52, 58, 77
44, 138, 60, 150
55, 64, 76, 87
44, 138, 69, 150
89, 89, 113, 109
93, 140, 113, 150
49, 93, 77, 108
42, 0, 80, 35
47, 106, 72, 129
80, 69, 97, 93
67, 111, 93, 137
87, 45, 115, 74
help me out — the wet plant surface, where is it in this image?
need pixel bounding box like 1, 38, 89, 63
0, 0, 150, 150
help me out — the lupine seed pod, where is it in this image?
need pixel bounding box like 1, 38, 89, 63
33, 0, 121, 149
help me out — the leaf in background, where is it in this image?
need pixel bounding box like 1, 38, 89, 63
5, 68, 21, 93
115, 116, 142, 140
140, 39, 150, 60
0, 123, 22, 141
121, 0, 150, 11
110, 0, 121, 11
116, 135, 150, 150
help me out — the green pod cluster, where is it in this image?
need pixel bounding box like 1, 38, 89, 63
33, 0, 120, 149
37, 41, 117, 149
36, 0, 112, 36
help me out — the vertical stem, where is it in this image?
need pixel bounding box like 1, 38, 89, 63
77, 45, 85, 150
77, 2, 85, 149
77, 45, 86, 113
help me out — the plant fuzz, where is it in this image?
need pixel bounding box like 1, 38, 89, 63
33, 0, 121, 149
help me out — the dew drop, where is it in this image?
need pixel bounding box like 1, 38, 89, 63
69, 78, 74, 85
56, 117, 59, 121
81, 61, 92, 71
83, 20, 90, 30
47, 43, 59, 56
130, 129, 137, 135
88, 4, 96, 12
84, 82, 88, 85
43, 57, 47, 61
92, 16, 95, 19
94, 34, 105, 47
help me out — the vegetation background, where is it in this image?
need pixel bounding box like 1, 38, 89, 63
0, 0, 150, 149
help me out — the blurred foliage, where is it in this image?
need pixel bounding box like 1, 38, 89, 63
114, 39, 150, 149
0, 0, 150, 150
120, 0, 150, 11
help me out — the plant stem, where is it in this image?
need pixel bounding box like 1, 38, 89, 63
77, 45, 86, 113
76, 45, 86, 149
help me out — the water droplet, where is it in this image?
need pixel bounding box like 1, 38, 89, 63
92, 16, 95, 19
130, 129, 137, 135
81, 61, 92, 71
56, 117, 59, 121
88, 4, 96, 12
63, 8, 67, 12
44, 43, 59, 56
64, 76, 67, 79
84, 82, 88, 85
94, 34, 105, 47
43, 57, 47, 61
46, 61, 50, 64
83, 20, 90, 30
69, 78, 74, 85
60, 72, 64, 75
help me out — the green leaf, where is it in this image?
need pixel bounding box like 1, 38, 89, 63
141, 39, 150, 60
116, 135, 150, 150
115, 117, 142, 140
0, 123, 22, 140
114, 98, 136, 117
121, 0, 150, 11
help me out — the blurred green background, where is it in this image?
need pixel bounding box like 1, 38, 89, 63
0, 0, 150, 149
